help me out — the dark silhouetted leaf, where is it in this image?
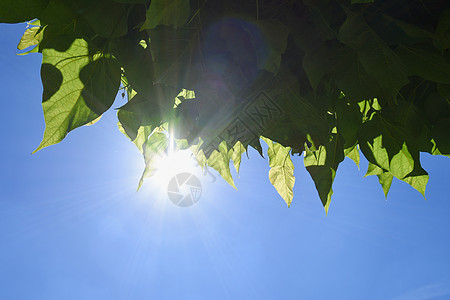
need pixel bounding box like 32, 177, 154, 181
339, 11, 409, 96
396, 45, 450, 84
0, 0, 49, 23
141, 0, 190, 30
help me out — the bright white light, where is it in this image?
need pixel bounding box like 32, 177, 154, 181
139, 133, 205, 209
151, 138, 200, 189
155, 150, 197, 178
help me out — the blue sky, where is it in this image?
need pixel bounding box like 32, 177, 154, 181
1, 23, 450, 300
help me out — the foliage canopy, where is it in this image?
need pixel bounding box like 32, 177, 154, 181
2, 0, 450, 211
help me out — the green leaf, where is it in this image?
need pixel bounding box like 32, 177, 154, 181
4, 0, 450, 211
401, 161, 429, 198
262, 137, 295, 207
389, 142, 416, 180
266, 70, 330, 149
17, 21, 44, 52
437, 10, 450, 36
383, 15, 437, 41
140, 0, 190, 30
396, 45, 450, 84
336, 98, 362, 147
175, 138, 190, 150
345, 145, 360, 169
436, 9, 450, 50
377, 172, 394, 198
118, 109, 141, 141
358, 114, 429, 195
111, 32, 155, 94
339, 11, 409, 96
120, 75, 138, 101
229, 141, 246, 174
304, 134, 344, 213
269, 166, 295, 207
302, 0, 339, 41
138, 132, 169, 189
365, 157, 428, 199
176, 89, 196, 103
82, 0, 130, 38
437, 83, 450, 101
359, 116, 405, 176
357, 98, 381, 122
207, 141, 236, 189
431, 118, 450, 156
113, 0, 148, 3
365, 161, 383, 177
390, 97, 434, 151
302, 43, 332, 90
191, 143, 207, 169
84, 115, 102, 126
118, 116, 153, 153
38, 0, 76, 25
253, 20, 289, 74
0, 0, 49, 23
34, 38, 121, 152
118, 84, 179, 131
365, 162, 393, 198
147, 26, 199, 88
37, 22, 77, 53
329, 46, 381, 101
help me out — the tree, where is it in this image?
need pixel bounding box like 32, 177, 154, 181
1, 0, 449, 212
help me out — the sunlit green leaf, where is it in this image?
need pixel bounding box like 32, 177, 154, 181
84, 115, 102, 127
229, 141, 246, 174
34, 39, 121, 152
358, 114, 429, 195
401, 163, 428, 198
345, 145, 360, 169
118, 119, 153, 154
269, 166, 295, 207
17, 21, 44, 52
377, 172, 394, 198
3, 0, 450, 210
365, 162, 393, 198
262, 137, 295, 207
191, 143, 207, 169
207, 141, 236, 189
138, 132, 169, 189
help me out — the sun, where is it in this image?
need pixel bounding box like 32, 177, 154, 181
151, 146, 200, 187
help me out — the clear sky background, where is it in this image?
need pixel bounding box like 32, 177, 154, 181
1, 23, 450, 300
